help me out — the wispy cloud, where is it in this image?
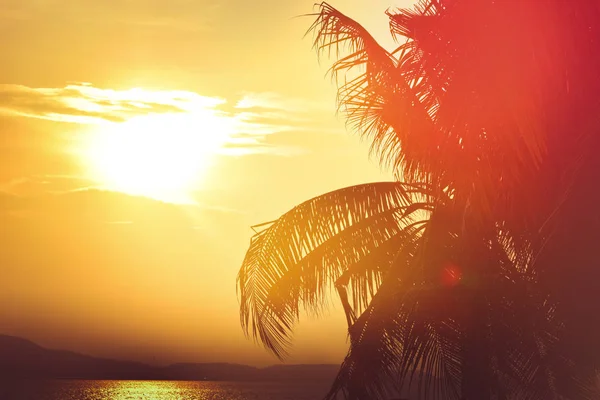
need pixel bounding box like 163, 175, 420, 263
0, 83, 223, 124
235, 91, 331, 113
0, 83, 330, 156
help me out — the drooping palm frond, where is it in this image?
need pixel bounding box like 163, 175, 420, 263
237, 182, 432, 359
323, 206, 593, 400
312, 1, 586, 233
324, 211, 464, 400
308, 2, 443, 183
323, 204, 471, 400
386, 0, 600, 235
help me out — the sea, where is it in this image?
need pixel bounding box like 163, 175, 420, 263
0, 380, 334, 400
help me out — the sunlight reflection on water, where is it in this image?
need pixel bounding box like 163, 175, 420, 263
0, 380, 330, 400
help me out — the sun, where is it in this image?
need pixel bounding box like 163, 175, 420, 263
83, 111, 231, 203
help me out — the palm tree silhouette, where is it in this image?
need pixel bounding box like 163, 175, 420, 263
237, 1, 600, 399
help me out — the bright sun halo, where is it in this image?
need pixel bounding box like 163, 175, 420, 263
84, 112, 231, 204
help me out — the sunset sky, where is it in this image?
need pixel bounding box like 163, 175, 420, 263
0, 0, 412, 366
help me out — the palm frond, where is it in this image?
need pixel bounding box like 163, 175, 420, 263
325, 209, 464, 400
307, 2, 444, 183
237, 182, 431, 359
323, 203, 587, 400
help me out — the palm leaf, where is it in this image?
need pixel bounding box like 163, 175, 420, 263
237, 182, 431, 359
307, 2, 443, 184
325, 207, 464, 400
324, 203, 588, 400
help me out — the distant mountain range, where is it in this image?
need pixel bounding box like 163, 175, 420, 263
0, 335, 339, 381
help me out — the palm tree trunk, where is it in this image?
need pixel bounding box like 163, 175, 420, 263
461, 290, 491, 400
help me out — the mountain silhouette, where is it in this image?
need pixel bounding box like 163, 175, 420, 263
0, 335, 339, 381
0, 335, 160, 380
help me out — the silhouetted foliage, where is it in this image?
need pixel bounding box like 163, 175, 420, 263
237, 1, 600, 399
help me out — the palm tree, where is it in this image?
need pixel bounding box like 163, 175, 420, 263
239, 181, 582, 399
237, 1, 600, 399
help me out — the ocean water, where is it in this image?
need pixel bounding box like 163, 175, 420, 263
0, 380, 333, 400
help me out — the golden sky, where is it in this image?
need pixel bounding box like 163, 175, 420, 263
0, 0, 412, 366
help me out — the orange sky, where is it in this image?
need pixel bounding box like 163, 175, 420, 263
0, 0, 413, 366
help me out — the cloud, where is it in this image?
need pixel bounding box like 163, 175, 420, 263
220, 142, 308, 157
0, 83, 223, 124
235, 92, 331, 113
0, 83, 334, 157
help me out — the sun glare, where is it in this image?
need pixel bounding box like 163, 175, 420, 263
83, 111, 232, 203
